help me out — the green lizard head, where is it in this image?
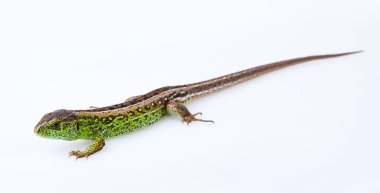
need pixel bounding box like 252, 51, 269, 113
34, 109, 79, 141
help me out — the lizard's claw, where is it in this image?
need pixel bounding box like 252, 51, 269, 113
68, 136, 105, 160
69, 150, 90, 159
182, 112, 214, 125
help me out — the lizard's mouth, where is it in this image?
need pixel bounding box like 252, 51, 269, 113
34, 125, 41, 135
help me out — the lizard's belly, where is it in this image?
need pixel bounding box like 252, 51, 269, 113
101, 108, 166, 139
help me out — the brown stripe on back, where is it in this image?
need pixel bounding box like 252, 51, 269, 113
75, 86, 181, 113
75, 51, 360, 114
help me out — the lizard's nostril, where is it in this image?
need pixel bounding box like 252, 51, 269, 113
34, 126, 40, 134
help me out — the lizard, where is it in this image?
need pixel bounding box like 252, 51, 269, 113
34, 51, 361, 159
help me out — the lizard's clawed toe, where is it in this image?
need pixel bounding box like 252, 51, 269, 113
69, 150, 88, 159
182, 112, 214, 125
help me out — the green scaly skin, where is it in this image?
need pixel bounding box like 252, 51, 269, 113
34, 51, 361, 159
35, 107, 166, 158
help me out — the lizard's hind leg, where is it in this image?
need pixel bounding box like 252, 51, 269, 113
166, 100, 214, 125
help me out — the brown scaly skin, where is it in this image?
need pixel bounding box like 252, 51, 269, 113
34, 51, 362, 159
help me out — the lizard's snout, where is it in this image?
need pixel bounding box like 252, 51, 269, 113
34, 125, 41, 135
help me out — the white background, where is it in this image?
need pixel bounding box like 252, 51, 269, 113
0, 0, 379, 193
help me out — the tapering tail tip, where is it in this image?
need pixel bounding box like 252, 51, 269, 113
324, 50, 363, 59
342, 50, 364, 55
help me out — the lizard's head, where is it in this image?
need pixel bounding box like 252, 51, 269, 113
34, 109, 79, 140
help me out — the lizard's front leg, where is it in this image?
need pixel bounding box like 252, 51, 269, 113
166, 100, 214, 125
69, 135, 105, 159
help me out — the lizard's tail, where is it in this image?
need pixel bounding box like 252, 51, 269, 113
247, 51, 363, 77
180, 51, 363, 101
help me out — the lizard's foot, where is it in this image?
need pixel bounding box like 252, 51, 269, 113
68, 136, 105, 159
167, 100, 214, 125
182, 112, 214, 125
69, 150, 91, 159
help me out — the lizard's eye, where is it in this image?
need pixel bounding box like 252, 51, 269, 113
52, 122, 61, 130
